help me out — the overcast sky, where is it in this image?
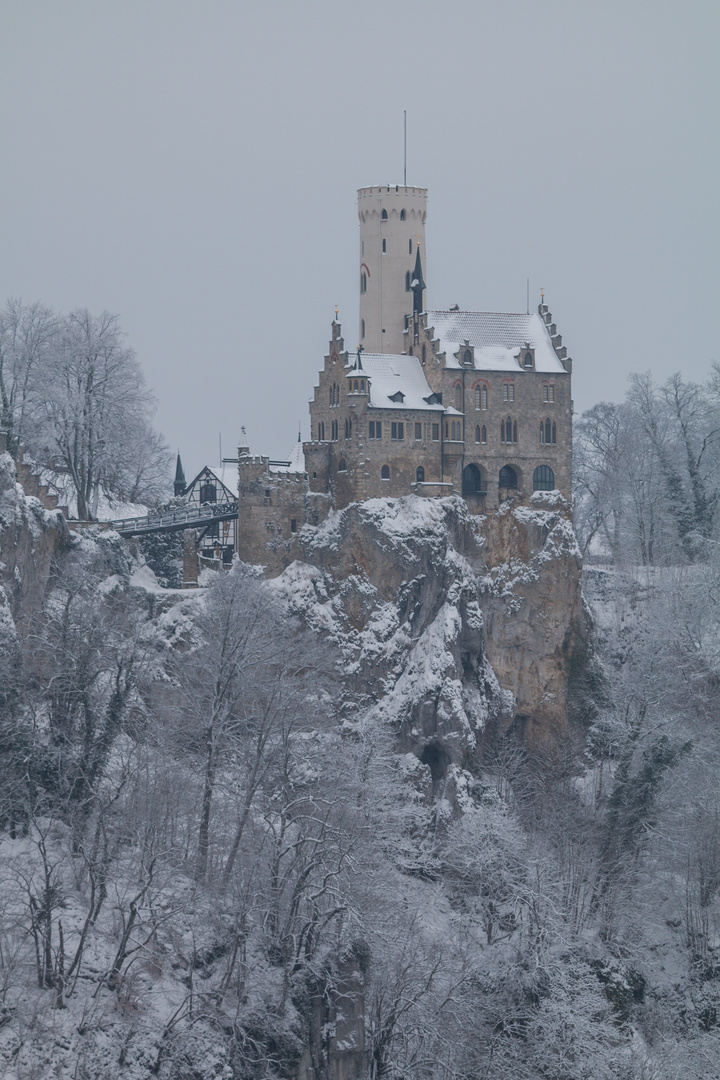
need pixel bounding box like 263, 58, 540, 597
1, 1, 718, 484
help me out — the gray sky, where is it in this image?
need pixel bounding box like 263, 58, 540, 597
1, 1, 718, 484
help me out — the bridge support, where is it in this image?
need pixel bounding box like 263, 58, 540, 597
182, 531, 199, 589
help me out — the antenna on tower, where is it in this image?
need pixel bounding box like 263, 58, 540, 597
403, 111, 407, 186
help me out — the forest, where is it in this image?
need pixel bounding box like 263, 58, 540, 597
1, 299, 720, 1078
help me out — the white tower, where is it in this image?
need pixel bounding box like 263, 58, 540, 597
358, 185, 427, 355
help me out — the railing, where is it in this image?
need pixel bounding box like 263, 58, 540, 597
108, 499, 239, 537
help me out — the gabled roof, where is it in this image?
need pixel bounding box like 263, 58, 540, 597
184, 466, 235, 501
426, 310, 566, 373
350, 353, 444, 412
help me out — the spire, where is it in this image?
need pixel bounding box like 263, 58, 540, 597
174, 452, 186, 497
411, 246, 426, 315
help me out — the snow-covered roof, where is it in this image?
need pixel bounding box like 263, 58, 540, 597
269, 438, 306, 474
349, 353, 444, 412
426, 310, 567, 374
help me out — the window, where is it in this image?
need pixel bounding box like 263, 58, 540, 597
474, 386, 481, 409
501, 417, 517, 444
445, 422, 449, 438
381, 464, 390, 480
544, 418, 551, 445
422, 343, 426, 363
331, 419, 338, 440
199, 482, 216, 504
513, 420, 517, 443
391, 422, 404, 440
481, 425, 487, 444
369, 421, 382, 439
482, 385, 488, 410
290, 519, 297, 533
409, 239, 412, 254
344, 418, 352, 438
533, 465, 555, 491
540, 421, 545, 445
400, 209, 406, 221
353, 380, 358, 392
432, 423, 439, 441
552, 421, 556, 444
381, 208, 388, 220
382, 239, 386, 253
524, 351, 533, 368
416, 465, 425, 483
550, 386, 555, 403
338, 458, 347, 472
454, 385, 462, 410
463, 349, 472, 365
361, 380, 365, 391
405, 270, 411, 292
361, 319, 365, 339
543, 383, 556, 403
360, 272, 367, 293
503, 383, 515, 402
475, 425, 481, 443
414, 423, 422, 440
499, 465, 518, 489
318, 421, 325, 440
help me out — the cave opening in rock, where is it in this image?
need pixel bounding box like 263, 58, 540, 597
419, 743, 448, 787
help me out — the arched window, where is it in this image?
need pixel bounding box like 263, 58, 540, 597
338, 458, 347, 472
481, 385, 488, 410
329, 386, 333, 406
381, 464, 390, 480
422, 344, 426, 363
513, 420, 517, 444
454, 384, 462, 410
481, 425, 487, 444
552, 421, 557, 444
381, 208, 388, 220
463, 463, 484, 496
400, 208, 406, 221
499, 465, 518, 489
416, 465, 425, 483
360, 379, 365, 391
382, 239, 387, 253
408, 239, 412, 254
405, 270, 411, 291
348, 417, 352, 438
475, 386, 481, 409
533, 465, 555, 491
331, 419, 338, 440
540, 421, 545, 445
361, 318, 365, 339
445, 422, 449, 438
506, 416, 512, 443
524, 351, 533, 368
360, 272, 367, 293
500, 419, 505, 443
475, 424, 481, 444
544, 418, 551, 444
463, 349, 472, 365
318, 422, 324, 440
451, 421, 456, 440
353, 380, 358, 392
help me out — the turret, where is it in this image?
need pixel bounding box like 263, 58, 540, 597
358, 184, 427, 355
174, 452, 186, 497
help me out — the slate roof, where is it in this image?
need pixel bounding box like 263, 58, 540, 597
426, 310, 567, 374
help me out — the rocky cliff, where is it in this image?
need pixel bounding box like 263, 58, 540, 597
0, 445, 69, 655
271, 492, 586, 768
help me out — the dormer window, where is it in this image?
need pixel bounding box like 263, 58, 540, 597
463, 349, 473, 365
388, 390, 405, 403
522, 345, 535, 368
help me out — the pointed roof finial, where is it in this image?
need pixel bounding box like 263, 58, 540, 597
355, 344, 364, 370
334, 304, 339, 322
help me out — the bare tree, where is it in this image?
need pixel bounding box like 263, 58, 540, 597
0, 298, 59, 457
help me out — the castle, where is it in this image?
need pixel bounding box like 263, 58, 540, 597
236, 184, 573, 571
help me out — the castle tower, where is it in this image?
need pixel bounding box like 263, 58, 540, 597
358, 185, 427, 355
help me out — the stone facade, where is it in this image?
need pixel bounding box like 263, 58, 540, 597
235, 184, 574, 571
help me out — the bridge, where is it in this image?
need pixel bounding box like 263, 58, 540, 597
109, 500, 239, 537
